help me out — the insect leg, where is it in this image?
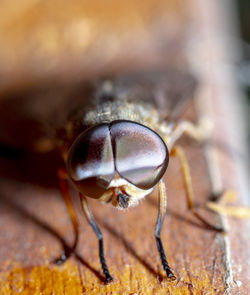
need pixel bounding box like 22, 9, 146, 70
80, 194, 113, 283
166, 121, 250, 220
155, 180, 176, 281
170, 146, 224, 232
168, 119, 212, 149
166, 118, 222, 198
55, 168, 79, 264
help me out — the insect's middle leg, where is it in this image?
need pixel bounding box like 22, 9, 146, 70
170, 146, 224, 232
167, 119, 212, 150
55, 168, 79, 265
80, 194, 113, 283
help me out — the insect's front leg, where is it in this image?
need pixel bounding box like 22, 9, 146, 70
55, 168, 79, 264
80, 193, 113, 284
155, 180, 176, 281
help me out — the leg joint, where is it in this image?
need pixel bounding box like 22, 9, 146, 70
155, 230, 161, 239
97, 232, 103, 241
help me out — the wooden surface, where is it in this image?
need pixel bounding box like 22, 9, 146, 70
0, 132, 231, 294
0, 0, 249, 294
0, 100, 249, 295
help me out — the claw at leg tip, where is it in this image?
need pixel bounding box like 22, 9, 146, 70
167, 272, 176, 281
105, 275, 113, 284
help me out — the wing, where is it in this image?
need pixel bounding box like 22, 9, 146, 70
96, 69, 197, 121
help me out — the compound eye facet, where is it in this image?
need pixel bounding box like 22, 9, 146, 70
67, 124, 115, 199
110, 120, 169, 190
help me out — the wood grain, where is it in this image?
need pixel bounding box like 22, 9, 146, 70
0, 0, 249, 294
0, 137, 227, 295
0, 98, 248, 294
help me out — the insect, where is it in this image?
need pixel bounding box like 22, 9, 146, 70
49, 71, 225, 283
1, 70, 248, 284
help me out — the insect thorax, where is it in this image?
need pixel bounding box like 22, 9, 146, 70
82, 98, 173, 145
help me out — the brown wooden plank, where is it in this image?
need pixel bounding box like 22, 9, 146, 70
0, 96, 248, 295
0, 0, 249, 294
0, 135, 226, 295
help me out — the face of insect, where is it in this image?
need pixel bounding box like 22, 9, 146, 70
67, 120, 169, 209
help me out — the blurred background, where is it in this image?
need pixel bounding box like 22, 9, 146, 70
237, 0, 250, 144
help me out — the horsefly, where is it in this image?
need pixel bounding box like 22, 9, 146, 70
38, 71, 249, 283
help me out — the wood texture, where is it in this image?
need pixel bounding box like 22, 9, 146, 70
0, 100, 248, 294
0, 0, 249, 294
0, 133, 228, 294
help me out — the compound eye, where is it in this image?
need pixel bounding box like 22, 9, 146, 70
110, 121, 169, 190
67, 124, 115, 199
